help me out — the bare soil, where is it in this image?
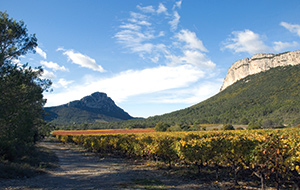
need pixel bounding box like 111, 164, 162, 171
0, 139, 226, 190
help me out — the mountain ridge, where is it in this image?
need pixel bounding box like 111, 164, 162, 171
44, 92, 134, 124
79, 64, 300, 130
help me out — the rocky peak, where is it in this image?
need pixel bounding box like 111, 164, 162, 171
220, 50, 300, 91
44, 92, 134, 124
63, 92, 132, 120
80, 92, 114, 109
67, 92, 117, 110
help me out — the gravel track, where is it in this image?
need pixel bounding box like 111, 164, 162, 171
0, 139, 220, 190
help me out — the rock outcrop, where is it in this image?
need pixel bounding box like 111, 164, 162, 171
44, 92, 134, 124
67, 92, 120, 113
220, 50, 300, 91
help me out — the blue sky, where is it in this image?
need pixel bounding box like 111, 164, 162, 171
2, 0, 300, 117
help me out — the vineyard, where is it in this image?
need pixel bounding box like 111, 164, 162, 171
55, 128, 300, 189
52, 128, 155, 135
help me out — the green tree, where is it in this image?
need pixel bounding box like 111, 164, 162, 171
0, 11, 51, 160
0, 11, 37, 64
154, 122, 170, 132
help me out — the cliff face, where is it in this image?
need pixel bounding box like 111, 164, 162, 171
220, 50, 300, 91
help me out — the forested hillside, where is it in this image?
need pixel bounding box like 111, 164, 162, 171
61, 64, 300, 130
155, 65, 300, 126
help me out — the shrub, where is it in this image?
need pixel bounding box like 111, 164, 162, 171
247, 123, 262, 130
154, 122, 170, 132
222, 124, 235, 130
166, 124, 182, 132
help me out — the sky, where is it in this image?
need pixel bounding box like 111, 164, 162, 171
2, 0, 300, 118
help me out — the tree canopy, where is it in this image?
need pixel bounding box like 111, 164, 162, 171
0, 11, 37, 64
0, 11, 51, 161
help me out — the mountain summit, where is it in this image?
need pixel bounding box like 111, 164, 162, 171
44, 92, 133, 124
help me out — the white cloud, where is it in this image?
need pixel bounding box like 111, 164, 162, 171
58, 49, 105, 72
157, 3, 167, 14
166, 50, 215, 69
223, 29, 300, 54
115, 12, 167, 62
175, 0, 182, 9
41, 69, 56, 80
12, 58, 20, 65
115, 29, 162, 59
281, 22, 300, 37
120, 23, 141, 31
35, 47, 47, 59
273, 41, 298, 52
175, 29, 208, 52
223, 29, 272, 54
129, 12, 148, 22
137, 5, 155, 13
169, 11, 180, 31
115, 2, 215, 72
40, 60, 68, 72
45, 64, 207, 106
152, 81, 221, 104
53, 78, 74, 88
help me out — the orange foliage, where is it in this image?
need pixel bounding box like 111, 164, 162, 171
52, 128, 155, 136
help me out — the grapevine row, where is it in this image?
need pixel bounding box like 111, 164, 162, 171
56, 128, 300, 188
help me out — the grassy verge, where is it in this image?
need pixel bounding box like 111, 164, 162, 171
0, 141, 59, 179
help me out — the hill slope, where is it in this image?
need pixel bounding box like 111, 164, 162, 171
150, 65, 300, 126
93, 64, 300, 129
54, 64, 300, 129
44, 92, 134, 125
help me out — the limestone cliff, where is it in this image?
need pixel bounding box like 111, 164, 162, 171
220, 50, 300, 91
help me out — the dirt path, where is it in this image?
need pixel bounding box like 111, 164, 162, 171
0, 139, 220, 190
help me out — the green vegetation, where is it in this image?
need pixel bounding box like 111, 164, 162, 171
222, 124, 235, 130
154, 122, 170, 132
154, 65, 300, 126
44, 106, 124, 125
57, 64, 300, 130
0, 11, 52, 163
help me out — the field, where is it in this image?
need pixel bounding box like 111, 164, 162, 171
52, 128, 155, 135
55, 128, 300, 189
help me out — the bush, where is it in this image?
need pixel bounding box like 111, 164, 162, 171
222, 124, 235, 130
166, 124, 182, 132
247, 123, 262, 130
154, 122, 170, 132
187, 125, 202, 131
180, 124, 190, 131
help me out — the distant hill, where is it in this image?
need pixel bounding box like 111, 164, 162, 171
85, 64, 300, 129
44, 92, 134, 125
147, 64, 300, 126
52, 53, 300, 129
